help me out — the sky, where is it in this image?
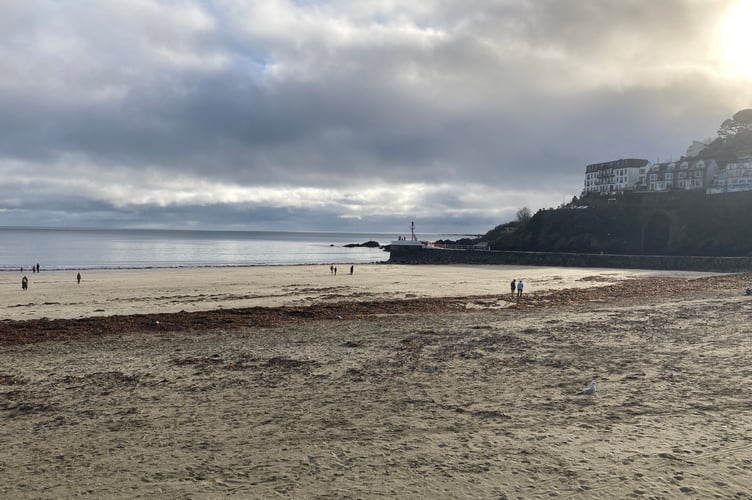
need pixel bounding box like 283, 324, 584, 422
2, 0, 752, 234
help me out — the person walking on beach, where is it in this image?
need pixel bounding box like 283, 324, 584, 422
21, 276, 28, 291
350, 265, 354, 275
517, 279, 524, 298
510, 279, 516, 298
77, 272, 81, 284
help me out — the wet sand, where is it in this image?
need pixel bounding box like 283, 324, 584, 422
2, 265, 752, 498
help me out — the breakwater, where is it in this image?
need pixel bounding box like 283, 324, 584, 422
388, 247, 752, 273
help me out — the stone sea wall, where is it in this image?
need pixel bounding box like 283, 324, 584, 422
387, 247, 752, 273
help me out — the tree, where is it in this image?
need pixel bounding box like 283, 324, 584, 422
733, 109, 752, 124
718, 109, 752, 141
516, 206, 532, 224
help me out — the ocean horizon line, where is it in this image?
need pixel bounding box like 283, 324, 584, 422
0, 226, 480, 238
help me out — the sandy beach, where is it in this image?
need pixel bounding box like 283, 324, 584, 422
0, 264, 718, 321
2, 264, 752, 498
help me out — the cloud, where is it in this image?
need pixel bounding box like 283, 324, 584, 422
0, 0, 750, 232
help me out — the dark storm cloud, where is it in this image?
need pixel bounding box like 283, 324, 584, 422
0, 0, 749, 231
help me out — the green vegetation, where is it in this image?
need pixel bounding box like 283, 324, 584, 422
698, 109, 752, 162
482, 190, 752, 256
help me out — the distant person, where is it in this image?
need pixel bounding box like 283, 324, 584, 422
334, 266, 337, 276
350, 265, 354, 275
21, 276, 28, 291
36, 263, 40, 273
330, 265, 334, 275
517, 279, 524, 298
510, 279, 516, 298
77, 272, 81, 284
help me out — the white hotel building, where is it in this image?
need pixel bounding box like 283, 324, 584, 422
582, 158, 650, 195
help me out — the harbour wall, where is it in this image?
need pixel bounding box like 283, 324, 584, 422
387, 247, 752, 273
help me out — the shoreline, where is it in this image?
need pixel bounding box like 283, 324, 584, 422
0, 259, 391, 273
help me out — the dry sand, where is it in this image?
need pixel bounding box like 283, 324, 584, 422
2, 264, 752, 498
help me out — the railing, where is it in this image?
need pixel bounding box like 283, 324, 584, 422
431, 243, 490, 251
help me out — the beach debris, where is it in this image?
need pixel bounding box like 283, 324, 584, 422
581, 381, 598, 395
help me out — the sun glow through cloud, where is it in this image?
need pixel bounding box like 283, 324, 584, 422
718, 0, 752, 79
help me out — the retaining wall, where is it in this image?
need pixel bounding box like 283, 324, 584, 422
387, 247, 752, 273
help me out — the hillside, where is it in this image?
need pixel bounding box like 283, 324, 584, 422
483, 109, 752, 257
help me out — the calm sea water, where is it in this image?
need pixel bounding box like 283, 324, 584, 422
0, 228, 466, 271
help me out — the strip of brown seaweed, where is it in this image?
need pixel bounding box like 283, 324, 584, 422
1, 273, 748, 346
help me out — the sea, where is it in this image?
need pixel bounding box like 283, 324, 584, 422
0, 227, 470, 271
